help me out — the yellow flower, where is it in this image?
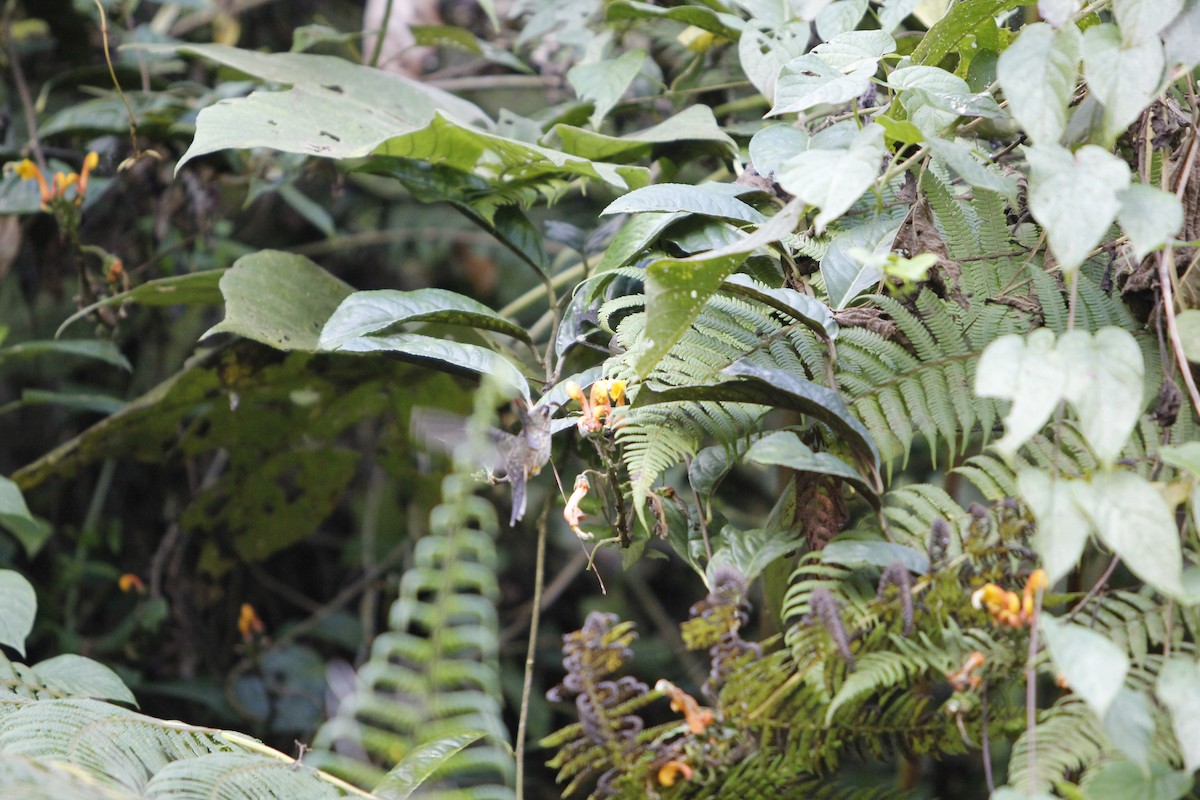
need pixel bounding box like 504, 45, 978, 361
657, 759, 694, 787
238, 603, 265, 640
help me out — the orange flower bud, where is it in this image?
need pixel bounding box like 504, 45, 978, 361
118, 573, 144, 593
657, 759, 694, 787
656, 679, 714, 734
238, 603, 265, 640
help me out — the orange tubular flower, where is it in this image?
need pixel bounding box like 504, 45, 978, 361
945, 651, 986, 691
76, 151, 100, 203
656, 679, 715, 735
564, 474, 591, 540
238, 603, 265, 640
972, 570, 1048, 628
118, 573, 144, 593
657, 759, 694, 787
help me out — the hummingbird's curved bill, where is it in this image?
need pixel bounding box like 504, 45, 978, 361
411, 397, 556, 526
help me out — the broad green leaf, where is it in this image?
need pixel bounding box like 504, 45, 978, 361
567, 49, 646, 129
546, 105, 737, 164
1040, 615, 1128, 719
56, 271, 225, 337
1160, 441, 1200, 477
593, 212, 685, 274
15, 390, 125, 416
739, 22, 811, 103
633, 199, 806, 376
889, 66, 1003, 132
39, 92, 189, 138
1176, 310, 1200, 363
794, 0, 835, 19
1113, 0, 1184, 46
1026, 143, 1131, 277
1103, 690, 1156, 771
815, 0, 868, 41
1083, 759, 1192, 800
721, 274, 838, 338
605, 0, 744, 39
880, 0, 922, 32
639, 358, 880, 468
910, 0, 1019, 65
707, 527, 804, 585
1118, 184, 1184, 260
1038, 0, 1080, 27
32, 655, 137, 706
748, 124, 810, 177
776, 123, 885, 232
997, 22, 1081, 144
375, 731, 489, 799
1163, 0, 1200, 71
730, 0, 791, 27
821, 538, 930, 574
0, 570, 36, 656
820, 214, 903, 309
975, 329, 1065, 458
0, 477, 51, 558
745, 431, 874, 500
1089, 471, 1183, 598
0, 339, 130, 372
1157, 657, 1200, 773
1057, 327, 1144, 466
770, 30, 894, 114
332, 333, 530, 400
204, 251, 353, 351
318, 289, 530, 350
689, 439, 754, 495
991, 790, 1056, 800
1018, 470, 1090, 585
1083, 23, 1165, 145
602, 183, 766, 224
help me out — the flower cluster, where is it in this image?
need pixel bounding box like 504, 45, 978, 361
565, 378, 627, 434
9, 152, 100, 211
971, 569, 1047, 628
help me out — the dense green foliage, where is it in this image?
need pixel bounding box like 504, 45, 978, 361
3, 0, 1200, 798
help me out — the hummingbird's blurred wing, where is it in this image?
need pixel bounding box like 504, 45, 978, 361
409, 408, 509, 474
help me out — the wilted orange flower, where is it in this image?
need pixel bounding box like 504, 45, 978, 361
564, 474, 592, 540
118, 573, 144, 593
656, 679, 714, 735
945, 651, 986, 691
238, 603, 265, 640
657, 759, 694, 786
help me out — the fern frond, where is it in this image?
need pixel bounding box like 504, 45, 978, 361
1007, 697, 1107, 793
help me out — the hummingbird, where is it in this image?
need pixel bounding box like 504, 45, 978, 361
411, 396, 555, 526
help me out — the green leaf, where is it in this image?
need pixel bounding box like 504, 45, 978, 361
332, 333, 530, 400
1176, 310, 1200, 363
32, 655, 137, 706
997, 22, 1081, 144
738, 22, 811, 103
1040, 615, 1128, 719
721, 274, 838, 338
602, 184, 766, 224
1057, 327, 1144, 466
707, 527, 804, 585
568, 50, 645, 129
1103, 689, 1156, 771
745, 431, 875, 501
927, 136, 1019, 198
889, 65, 1003, 132
374, 731, 489, 799
776, 123, 885, 232
1082, 23, 1165, 144
0, 477, 50, 558
821, 538, 930, 574
1083, 759, 1192, 800
1113, 0, 1184, 45
605, 0, 744, 40
592, 212, 685, 274
56, 271, 225, 337
1163, 1, 1200, 70
640, 358, 880, 468
770, 31, 895, 115
1026, 143, 1131, 278
1089, 471, 1183, 598
1157, 657, 1200, 773
318, 289, 531, 350
816, 0, 868, 40
633, 199, 806, 376
0, 339, 130, 372
1118, 184, 1184, 260
546, 105, 737, 164
748, 124, 811, 177
204, 251, 354, 351
1160, 441, 1200, 476
910, 0, 1018, 66
0, 570, 36, 657
820, 214, 902, 308
991, 789, 1056, 800
976, 329, 1064, 459
1018, 470, 1090, 585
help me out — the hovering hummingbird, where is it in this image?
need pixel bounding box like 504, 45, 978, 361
411, 397, 555, 526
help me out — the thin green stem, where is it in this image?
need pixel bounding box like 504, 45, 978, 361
368, 0, 395, 68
